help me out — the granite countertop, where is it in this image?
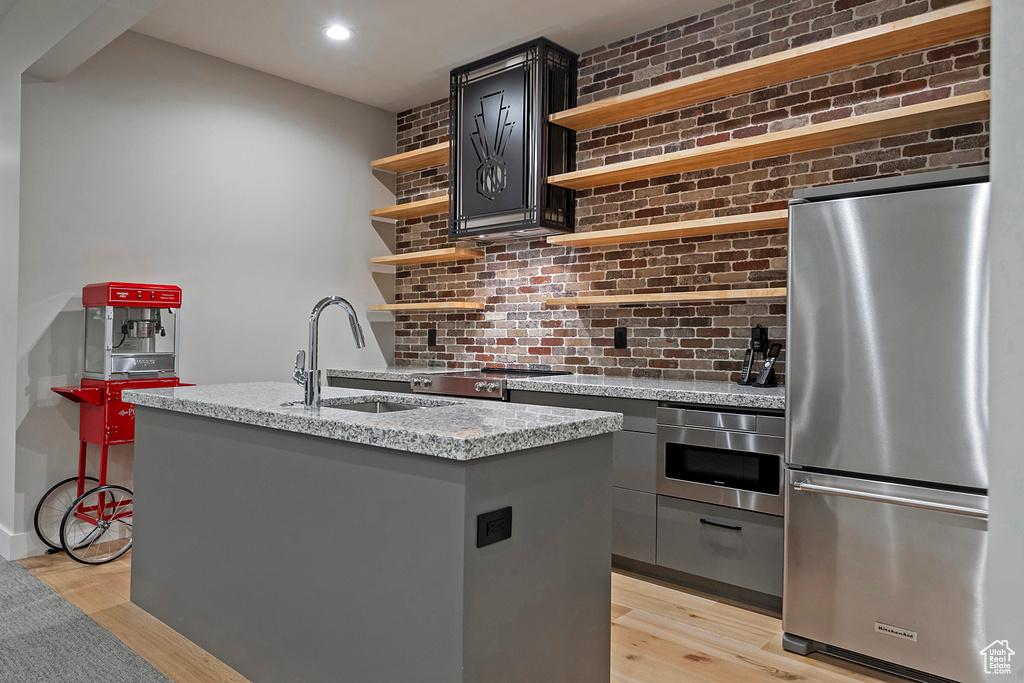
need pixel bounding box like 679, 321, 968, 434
122, 382, 623, 461
326, 367, 786, 410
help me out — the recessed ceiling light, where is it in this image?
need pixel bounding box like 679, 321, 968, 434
323, 25, 352, 41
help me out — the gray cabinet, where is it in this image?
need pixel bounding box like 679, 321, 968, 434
611, 430, 657, 492
510, 390, 659, 566
656, 496, 784, 598
611, 488, 656, 564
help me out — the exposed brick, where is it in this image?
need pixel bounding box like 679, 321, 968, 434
810, 83, 854, 100
835, 0, 875, 9
901, 87, 950, 106
392, 0, 989, 380
926, 41, 979, 63
932, 122, 986, 139
856, 73, 901, 91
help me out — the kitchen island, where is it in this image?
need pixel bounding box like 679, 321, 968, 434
123, 383, 622, 683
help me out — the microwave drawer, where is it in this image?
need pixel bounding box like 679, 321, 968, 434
656, 425, 785, 516
658, 424, 784, 456
657, 408, 784, 436
657, 496, 784, 598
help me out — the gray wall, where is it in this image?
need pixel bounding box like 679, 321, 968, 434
987, 0, 1024, 675
9, 30, 395, 558
0, 0, 114, 560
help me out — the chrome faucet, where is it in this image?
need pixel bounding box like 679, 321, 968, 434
294, 296, 366, 410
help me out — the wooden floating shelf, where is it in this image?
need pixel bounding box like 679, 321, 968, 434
370, 142, 449, 173
369, 301, 486, 312
548, 91, 989, 190
370, 247, 484, 267
545, 288, 786, 307
370, 195, 449, 221
549, 0, 991, 131
547, 210, 789, 248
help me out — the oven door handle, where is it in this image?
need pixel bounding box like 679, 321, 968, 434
793, 481, 988, 519
699, 518, 742, 531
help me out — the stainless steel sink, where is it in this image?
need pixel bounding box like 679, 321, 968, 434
325, 400, 425, 413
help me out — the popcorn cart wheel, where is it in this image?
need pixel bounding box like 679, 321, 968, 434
61, 485, 136, 564
35, 282, 191, 564
34, 475, 99, 551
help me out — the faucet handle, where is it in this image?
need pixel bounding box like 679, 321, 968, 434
293, 349, 306, 386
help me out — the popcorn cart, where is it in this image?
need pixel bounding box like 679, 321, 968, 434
36, 282, 191, 564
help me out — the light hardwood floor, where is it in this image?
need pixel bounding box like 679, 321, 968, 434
18, 552, 901, 683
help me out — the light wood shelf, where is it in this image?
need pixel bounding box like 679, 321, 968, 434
545, 287, 786, 307
370, 195, 449, 221
548, 91, 989, 190
547, 210, 789, 247
370, 142, 449, 173
369, 301, 486, 312
370, 247, 485, 267
549, 0, 990, 131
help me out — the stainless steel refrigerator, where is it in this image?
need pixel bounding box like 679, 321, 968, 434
783, 168, 990, 683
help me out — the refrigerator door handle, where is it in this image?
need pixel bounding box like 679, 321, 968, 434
792, 481, 988, 519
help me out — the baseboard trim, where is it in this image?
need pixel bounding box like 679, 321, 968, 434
0, 526, 47, 561
613, 555, 783, 615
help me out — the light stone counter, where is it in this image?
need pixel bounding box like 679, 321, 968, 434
123, 381, 623, 460
326, 366, 786, 410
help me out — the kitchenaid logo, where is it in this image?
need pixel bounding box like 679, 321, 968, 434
874, 622, 918, 642
981, 640, 1015, 675
470, 91, 515, 200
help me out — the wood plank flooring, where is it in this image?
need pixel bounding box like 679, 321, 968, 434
17, 552, 902, 683
609, 570, 903, 683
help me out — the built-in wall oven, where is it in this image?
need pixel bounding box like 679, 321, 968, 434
656, 405, 785, 516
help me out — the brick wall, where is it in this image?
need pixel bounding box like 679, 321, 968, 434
389, 0, 989, 381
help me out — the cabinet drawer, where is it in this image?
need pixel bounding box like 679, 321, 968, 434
656, 496, 783, 598
611, 488, 656, 565
327, 378, 413, 394
612, 431, 657, 493
510, 391, 656, 433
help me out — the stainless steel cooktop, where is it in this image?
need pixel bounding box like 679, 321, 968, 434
409, 367, 571, 400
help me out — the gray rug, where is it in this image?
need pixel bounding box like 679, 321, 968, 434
0, 556, 170, 683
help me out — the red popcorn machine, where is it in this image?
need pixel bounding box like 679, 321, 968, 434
38, 282, 191, 564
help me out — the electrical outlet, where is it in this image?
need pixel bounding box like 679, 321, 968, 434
427, 328, 437, 346
614, 327, 627, 349
476, 506, 512, 548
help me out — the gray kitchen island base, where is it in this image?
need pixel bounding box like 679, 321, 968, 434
130, 407, 612, 683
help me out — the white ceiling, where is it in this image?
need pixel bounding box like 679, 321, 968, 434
132, 0, 733, 113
